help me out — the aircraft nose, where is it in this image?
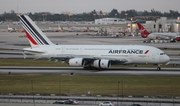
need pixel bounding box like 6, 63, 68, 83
164, 55, 170, 63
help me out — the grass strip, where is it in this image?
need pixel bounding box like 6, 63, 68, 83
0, 74, 180, 97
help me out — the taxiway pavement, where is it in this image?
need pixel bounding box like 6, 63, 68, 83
0, 66, 179, 75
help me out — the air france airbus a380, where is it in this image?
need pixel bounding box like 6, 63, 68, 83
19, 15, 170, 70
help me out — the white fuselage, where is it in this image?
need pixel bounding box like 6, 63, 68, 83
24, 45, 170, 64
148, 33, 179, 40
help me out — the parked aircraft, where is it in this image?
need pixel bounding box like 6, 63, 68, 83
61, 24, 90, 32
18, 15, 170, 70
137, 22, 180, 43
8, 26, 17, 32
41, 26, 63, 32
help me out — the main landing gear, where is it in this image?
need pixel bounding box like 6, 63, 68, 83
83, 66, 97, 70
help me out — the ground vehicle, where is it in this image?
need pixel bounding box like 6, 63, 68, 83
69, 99, 79, 104
53, 99, 79, 105
99, 101, 114, 106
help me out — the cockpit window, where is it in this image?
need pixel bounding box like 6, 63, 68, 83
160, 53, 166, 55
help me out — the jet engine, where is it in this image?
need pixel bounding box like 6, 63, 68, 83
69, 58, 85, 66
93, 59, 111, 69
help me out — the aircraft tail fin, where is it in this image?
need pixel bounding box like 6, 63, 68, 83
136, 22, 150, 38
19, 15, 54, 47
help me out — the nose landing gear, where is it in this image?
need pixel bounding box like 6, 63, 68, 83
157, 64, 161, 70
157, 67, 161, 70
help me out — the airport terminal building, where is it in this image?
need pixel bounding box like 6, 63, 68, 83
144, 17, 180, 33
95, 17, 180, 35
128, 17, 180, 35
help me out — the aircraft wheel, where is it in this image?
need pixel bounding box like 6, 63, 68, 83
157, 67, 161, 70
83, 66, 95, 70
83, 66, 88, 69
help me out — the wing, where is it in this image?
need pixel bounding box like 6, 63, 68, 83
48, 54, 128, 64
0, 49, 128, 64
0, 48, 44, 59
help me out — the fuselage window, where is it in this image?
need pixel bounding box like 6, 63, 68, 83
160, 53, 165, 55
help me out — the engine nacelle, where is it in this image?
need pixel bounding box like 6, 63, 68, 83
93, 59, 111, 69
69, 58, 85, 66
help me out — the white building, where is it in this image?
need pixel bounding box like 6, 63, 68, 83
143, 17, 180, 33
95, 18, 127, 25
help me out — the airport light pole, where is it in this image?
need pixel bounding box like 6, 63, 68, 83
125, 13, 128, 20
121, 80, 124, 103
68, 14, 72, 22
115, 14, 117, 18
31, 80, 35, 106
118, 81, 120, 106
98, 14, 101, 19
42, 14, 47, 21
130, 18, 133, 35
117, 80, 124, 106
103, 14, 106, 18
59, 78, 61, 99
93, 14, 96, 22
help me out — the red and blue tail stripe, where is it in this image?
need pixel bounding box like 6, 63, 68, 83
19, 15, 53, 47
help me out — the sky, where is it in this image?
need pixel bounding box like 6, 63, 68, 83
0, 0, 180, 14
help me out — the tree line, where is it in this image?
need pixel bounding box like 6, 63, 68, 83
0, 9, 179, 21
